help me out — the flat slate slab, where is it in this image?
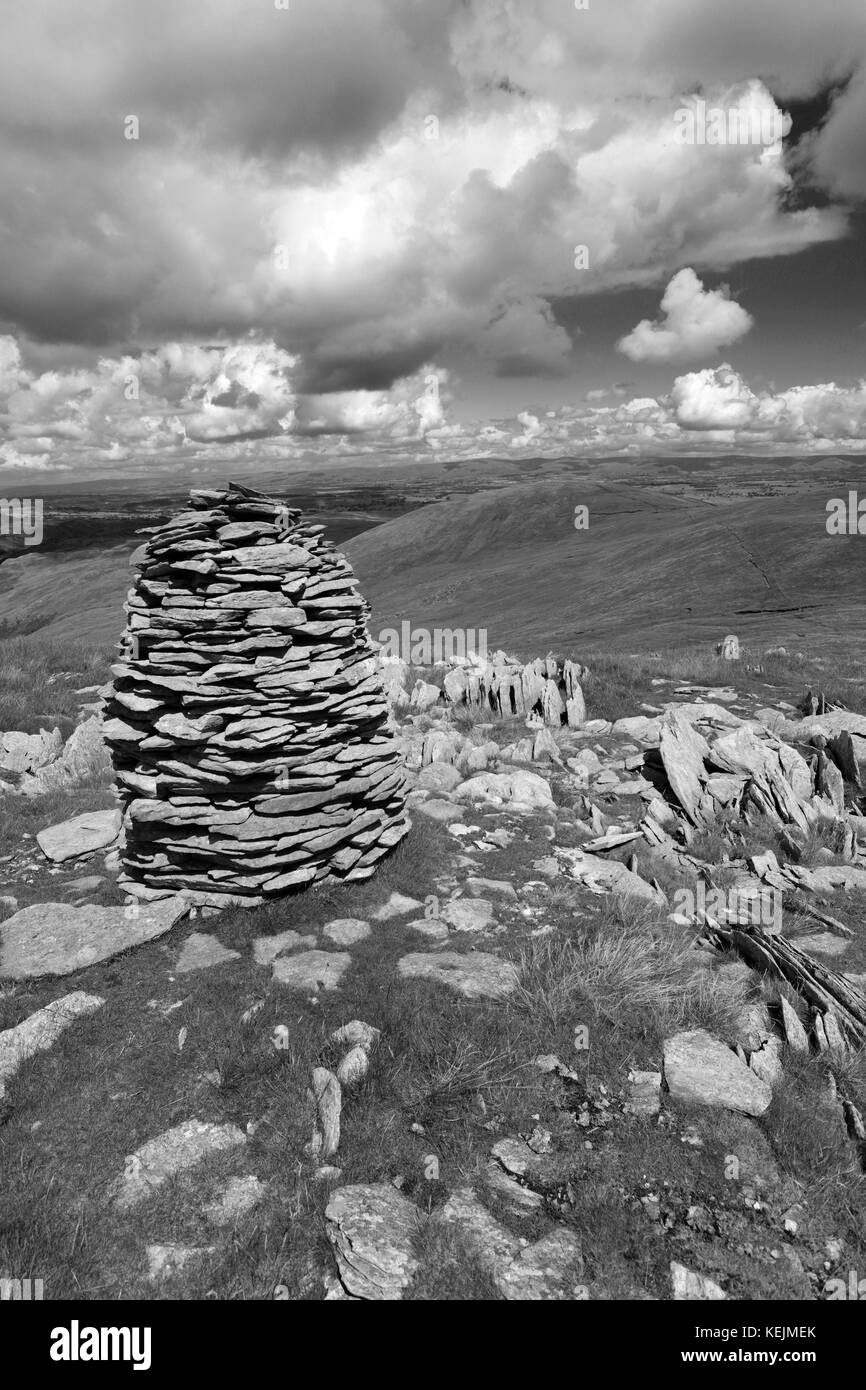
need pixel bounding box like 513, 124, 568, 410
175, 932, 241, 973
252, 929, 317, 966
36, 809, 122, 863
0, 990, 104, 1098
396, 950, 518, 1000
111, 1118, 247, 1210
0, 896, 189, 980
322, 918, 371, 946
272, 949, 351, 991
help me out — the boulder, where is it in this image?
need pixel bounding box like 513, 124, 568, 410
663, 1030, 772, 1116
452, 770, 554, 813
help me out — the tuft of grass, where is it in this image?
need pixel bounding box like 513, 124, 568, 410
0, 637, 113, 735
513, 895, 749, 1039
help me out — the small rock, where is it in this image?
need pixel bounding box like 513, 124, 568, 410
310, 1067, 341, 1158
671, 1261, 726, 1299
325, 1183, 423, 1300
203, 1175, 266, 1227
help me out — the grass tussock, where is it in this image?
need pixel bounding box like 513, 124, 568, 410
513, 895, 750, 1039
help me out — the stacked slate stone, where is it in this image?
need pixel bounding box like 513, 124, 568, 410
103, 482, 410, 908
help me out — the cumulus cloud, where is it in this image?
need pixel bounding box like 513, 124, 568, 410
618, 270, 753, 363
0, 3, 856, 389
0, 333, 454, 472
0, 1, 865, 476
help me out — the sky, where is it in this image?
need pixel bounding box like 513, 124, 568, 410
1, 0, 866, 481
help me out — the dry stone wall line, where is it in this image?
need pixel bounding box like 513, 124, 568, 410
103, 482, 410, 908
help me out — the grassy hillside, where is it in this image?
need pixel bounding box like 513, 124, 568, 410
345, 478, 866, 659
2, 462, 864, 659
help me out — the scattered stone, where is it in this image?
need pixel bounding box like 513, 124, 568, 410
436, 1189, 583, 1299
175, 932, 241, 973
414, 798, 465, 823
203, 1175, 266, 1227
670, 1261, 726, 1300
310, 1067, 342, 1158
440, 897, 494, 932
252, 929, 317, 966
659, 710, 711, 826
0, 991, 104, 1098
749, 1035, 784, 1087
794, 932, 848, 957
330, 1020, 380, 1050
397, 950, 517, 1000
0, 895, 189, 980
36, 809, 122, 864
453, 770, 555, 813
663, 1030, 772, 1116
556, 846, 662, 903
0, 727, 63, 776
63, 875, 106, 896
323, 918, 371, 946
325, 1183, 424, 1299
273, 950, 351, 992
112, 1119, 246, 1209
482, 1161, 544, 1215
146, 1243, 215, 1281
416, 762, 462, 794
410, 680, 441, 713
466, 877, 518, 901
19, 717, 111, 797
780, 996, 810, 1053
408, 917, 450, 941
372, 892, 424, 921
336, 1045, 370, 1087
624, 1069, 662, 1118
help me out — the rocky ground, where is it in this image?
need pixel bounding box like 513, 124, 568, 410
0, 642, 864, 1300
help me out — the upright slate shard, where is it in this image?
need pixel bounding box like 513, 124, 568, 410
103, 482, 410, 907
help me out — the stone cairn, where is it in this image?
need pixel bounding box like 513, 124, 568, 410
103, 482, 410, 908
